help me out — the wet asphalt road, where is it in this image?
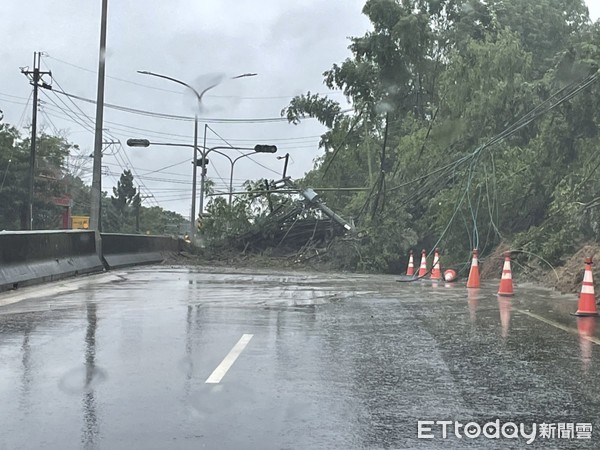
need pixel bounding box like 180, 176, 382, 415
0, 266, 599, 449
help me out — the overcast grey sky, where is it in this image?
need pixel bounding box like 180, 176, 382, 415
1, 1, 598, 219
1, 0, 370, 218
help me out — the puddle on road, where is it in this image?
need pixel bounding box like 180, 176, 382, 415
58, 366, 108, 394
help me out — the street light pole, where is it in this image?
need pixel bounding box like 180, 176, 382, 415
229, 153, 261, 205
200, 145, 277, 208
126, 140, 276, 216
136, 71, 256, 239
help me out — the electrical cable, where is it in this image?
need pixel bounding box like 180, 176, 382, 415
16, 91, 33, 129
51, 89, 292, 123
205, 125, 281, 176
43, 59, 161, 208
396, 70, 600, 276
45, 55, 343, 100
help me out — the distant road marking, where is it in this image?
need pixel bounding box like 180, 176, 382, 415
515, 308, 600, 345
205, 334, 253, 384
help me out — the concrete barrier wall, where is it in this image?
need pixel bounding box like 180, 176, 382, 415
0, 230, 104, 291
100, 233, 180, 269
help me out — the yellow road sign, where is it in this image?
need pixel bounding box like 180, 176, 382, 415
71, 215, 90, 229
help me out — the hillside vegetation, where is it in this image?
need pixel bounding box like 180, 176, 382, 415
274, 0, 600, 275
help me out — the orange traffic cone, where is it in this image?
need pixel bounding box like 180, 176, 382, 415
406, 250, 415, 276
467, 248, 480, 288
444, 269, 457, 282
497, 251, 514, 296
573, 257, 600, 316
418, 249, 427, 277
431, 248, 442, 280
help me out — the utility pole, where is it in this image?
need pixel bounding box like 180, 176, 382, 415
199, 123, 208, 224
90, 0, 108, 236
21, 52, 51, 230
190, 116, 198, 240
138, 194, 153, 233
134, 186, 152, 233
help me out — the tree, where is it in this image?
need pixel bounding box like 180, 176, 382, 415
489, 0, 590, 77
0, 124, 81, 230
0, 123, 27, 229
111, 169, 137, 214
139, 206, 186, 236
108, 169, 138, 232
277, 0, 598, 271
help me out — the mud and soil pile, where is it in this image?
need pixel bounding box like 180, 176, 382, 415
170, 239, 600, 294
478, 242, 600, 294
547, 244, 600, 293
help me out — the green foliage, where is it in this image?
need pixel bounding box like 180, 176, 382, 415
343, 195, 418, 272
139, 206, 186, 236
279, 0, 600, 272
201, 179, 286, 242
111, 169, 138, 214
104, 169, 142, 233
103, 169, 185, 235
282, 92, 342, 127
202, 196, 252, 240
0, 124, 81, 229
0, 123, 185, 235
489, 0, 590, 76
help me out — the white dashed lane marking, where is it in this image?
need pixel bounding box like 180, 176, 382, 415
205, 334, 254, 384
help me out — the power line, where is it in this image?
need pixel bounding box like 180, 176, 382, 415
51, 88, 292, 123
41, 78, 159, 209
0, 98, 29, 106
16, 91, 33, 129
40, 87, 96, 134
42, 58, 161, 208
390, 69, 600, 262
40, 105, 322, 159
1, 90, 323, 144
206, 125, 281, 176
0, 92, 30, 100
45, 55, 343, 100
40, 104, 323, 149
39, 108, 61, 136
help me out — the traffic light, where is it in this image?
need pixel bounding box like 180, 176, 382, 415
126, 139, 151, 147
192, 158, 209, 166
254, 144, 278, 153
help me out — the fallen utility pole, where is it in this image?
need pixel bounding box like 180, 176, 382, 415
209, 187, 370, 196
278, 177, 355, 232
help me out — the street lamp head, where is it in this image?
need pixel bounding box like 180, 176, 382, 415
254, 144, 278, 153
127, 138, 151, 147
231, 73, 258, 79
